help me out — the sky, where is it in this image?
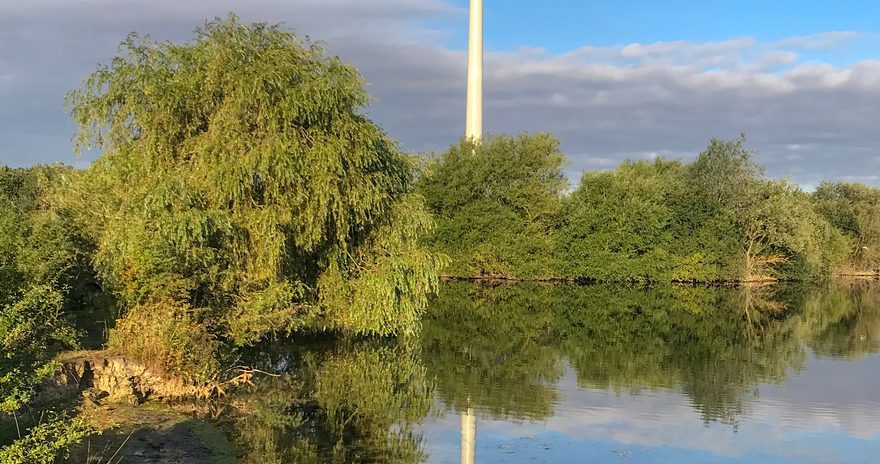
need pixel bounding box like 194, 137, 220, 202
2, 0, 880, 187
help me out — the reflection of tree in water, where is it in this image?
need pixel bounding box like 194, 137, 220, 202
420, 283, 564, 421
552, 284, 803, 425
208, 282, 880, 461
426, 282, 880, 427
677, 285, 806, 425
218, 339, 432, 463
807, 281, 880, 357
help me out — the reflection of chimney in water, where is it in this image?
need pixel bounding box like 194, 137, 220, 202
461, 407, 477, 464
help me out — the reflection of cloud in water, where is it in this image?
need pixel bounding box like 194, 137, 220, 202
549, 354, 880, 455
422, 354, 880, 463
757, 352, 880, 440
544, 368, 781, 459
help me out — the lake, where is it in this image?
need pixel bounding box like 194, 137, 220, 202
222, 281, 880, 463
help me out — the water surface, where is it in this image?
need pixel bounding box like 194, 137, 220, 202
226, 281, 880, 463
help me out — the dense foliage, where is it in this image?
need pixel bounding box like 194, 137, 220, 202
0, 166, 97, 462
813, 182, 880, 273
421, 135, 861, 282
0, 167, 80, 410
63, 17, 444, 376
417, 134, 567, 278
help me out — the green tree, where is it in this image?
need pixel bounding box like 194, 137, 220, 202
0, 166, 98, 462
557, 158, 719, 281
417, 133, 567, 278
813, 182, 880, 273
680, 137, 844, 281
737, 180, 846, 281
63, 16, 444, 375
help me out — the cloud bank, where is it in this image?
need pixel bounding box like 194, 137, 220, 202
1, 0, 879, 187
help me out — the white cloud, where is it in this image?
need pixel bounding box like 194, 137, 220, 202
775, 31, 871, 51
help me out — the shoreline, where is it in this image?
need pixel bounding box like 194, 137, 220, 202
440, 273, 880, 286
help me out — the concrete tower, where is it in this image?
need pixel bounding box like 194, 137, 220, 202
465, 0, 483, 140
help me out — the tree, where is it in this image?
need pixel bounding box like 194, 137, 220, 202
737, 180, 844, 281
556, 158, 719, 281
63, 16, 444, 375
0, 166, 97, 462
417, 133, 567, 278
684, 137, 845, 281
813, 182, 880, 272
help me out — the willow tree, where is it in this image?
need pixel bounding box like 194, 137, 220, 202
63, 16, 444, 375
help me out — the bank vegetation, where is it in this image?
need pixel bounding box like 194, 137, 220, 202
419, 134, 880, 283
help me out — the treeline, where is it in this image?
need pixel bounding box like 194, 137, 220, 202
419, 134, 880, 282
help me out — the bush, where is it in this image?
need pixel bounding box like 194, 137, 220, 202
813, 182, 880, 272
0, 414, 93, 464
0, 286, 77, 411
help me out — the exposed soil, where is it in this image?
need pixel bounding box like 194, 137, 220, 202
44, 351, 202, 406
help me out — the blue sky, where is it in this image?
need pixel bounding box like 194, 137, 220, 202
428, 0, 880, 77
2, 0, 880, 186
445, 1, 880, 53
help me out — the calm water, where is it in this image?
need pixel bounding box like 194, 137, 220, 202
224, 281, 880, 463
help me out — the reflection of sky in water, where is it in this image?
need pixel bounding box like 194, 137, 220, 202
419, 352, 880, 463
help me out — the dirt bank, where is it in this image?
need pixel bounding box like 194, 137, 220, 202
41, 350, 202, 406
